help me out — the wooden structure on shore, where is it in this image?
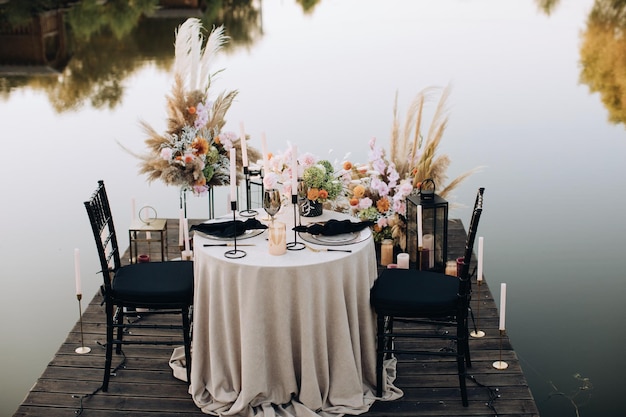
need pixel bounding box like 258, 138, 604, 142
12, 219, 539, 417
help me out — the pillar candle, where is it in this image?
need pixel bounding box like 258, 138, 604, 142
397, 253, 410, 269
183, 217, 190, 252
477, 236, 484, 282
417, 204, 423, 247
178, 208, 184, 247
423, 233, 434, 268
230, 148, 237, 202
74, 248, 82, 295
499, 283, 507, 331
291, 145, 298, 196
261, 132, 270, 176
240, 122, 248, 167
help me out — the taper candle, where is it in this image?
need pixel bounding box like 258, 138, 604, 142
230, 148, 237, 202
74, 248, 82, 295
477, 236, 484, 282
131, 198, 136, 221
291, 145, 298, 196
240, 122, 248, 167
261, 133, 269, 176
499, 283, 507, 331
178, 208, 184, 247
143, 206, 151, 239
417, 204, 423, 247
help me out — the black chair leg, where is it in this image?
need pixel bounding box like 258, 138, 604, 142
182, 306, 192, 384
457, 318, 469, 407
375, 314, 385, 397
103, 302, 114, 392
115, 306, 124, 355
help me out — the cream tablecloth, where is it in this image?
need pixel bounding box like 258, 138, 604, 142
171, 209, 401, 416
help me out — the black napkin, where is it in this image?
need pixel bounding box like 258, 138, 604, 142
292, 219, 374, 236
191, 218, 267, 238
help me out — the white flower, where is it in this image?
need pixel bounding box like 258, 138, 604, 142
160, 148, 173, 160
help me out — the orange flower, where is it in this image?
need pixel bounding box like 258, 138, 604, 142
318, 189, 329, 199
214, 136, 221, 144
343, 161, 353, 170
373, 224, 382, 233
353, 184, 366, 198
267, 152, 273, 159
194, 175, 207, 186
192, 137, 209, 155
376, 197, 390, 213
188, 106, 196, 115
349, 198, 359, 206
307, 188, 320, 201
183, 153, 194, 164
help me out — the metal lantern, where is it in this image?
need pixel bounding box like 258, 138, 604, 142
406, 179, 448, 271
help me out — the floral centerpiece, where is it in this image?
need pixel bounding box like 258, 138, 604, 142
133, 19, 258, 195
344, 85, 480, 248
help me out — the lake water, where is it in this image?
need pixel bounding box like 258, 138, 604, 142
1, 0, 625, 416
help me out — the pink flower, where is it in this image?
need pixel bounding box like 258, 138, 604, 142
371, 177, 390, 197
219, 131, 237, 150
263, 172, 280, 189
377, 217, 388, 229
160, 148, 173, 160
359, 197, 373, 209
299, 152, 317, 168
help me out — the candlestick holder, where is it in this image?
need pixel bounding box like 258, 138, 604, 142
418, 246, 423, 270
287, 194, 305, 251
225, 201, 246, 259
470, 280, 486, 338
492, 329, 508, 369
239, 166, 258, 218
75, 294, 91, 354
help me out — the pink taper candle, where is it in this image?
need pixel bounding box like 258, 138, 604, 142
240, 122, 248, 167
230, 148, 237, 202
499, 283, 507, 331
477, 236, 484, 282
291, 145, 298, 196
417, 205, 423, 247
261, 133, 269, 176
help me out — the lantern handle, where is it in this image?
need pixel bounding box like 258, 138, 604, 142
419, 178, 435, 193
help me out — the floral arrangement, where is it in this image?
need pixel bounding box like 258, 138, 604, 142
134, 19, 258, 195
301, 160, 343, 203
343, 85, 480, 248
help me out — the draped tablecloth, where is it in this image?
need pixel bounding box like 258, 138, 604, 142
171, 209, 402, 416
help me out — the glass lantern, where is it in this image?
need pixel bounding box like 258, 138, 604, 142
406, 180, 448, 271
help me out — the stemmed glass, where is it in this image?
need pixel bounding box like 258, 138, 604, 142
263, 189, 282, 223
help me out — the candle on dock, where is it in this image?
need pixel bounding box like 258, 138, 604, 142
74, 248, 82, 295
230, 148, 237, 202
178, 208, 184, 247
499, 283, 507, 331
477, 236, 484, 282
240, 122, 248, 168
291, 145, 298, 197
417, 205, 423, 248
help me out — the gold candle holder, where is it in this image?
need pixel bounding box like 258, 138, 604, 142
492, 329, 508, 369
74, 294, 91, 354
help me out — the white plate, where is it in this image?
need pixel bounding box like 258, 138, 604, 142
299, 228, 371, 246
196, 228, 265, 241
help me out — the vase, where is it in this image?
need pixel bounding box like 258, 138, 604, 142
299, 199, 323, 217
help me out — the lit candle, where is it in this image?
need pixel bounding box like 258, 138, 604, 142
183, 218, 190, 252
499, 283, 507, 331
417, 204, 423, 247
230, 148, 237, 202
477, 236, 484, 282
178, 208, 184, 247
261, 132, 270, 177
74, 248, 82, 295
291, 145, 298, 196
240, 122, 248, 167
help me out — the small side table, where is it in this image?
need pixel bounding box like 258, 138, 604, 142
128, 218, 168, 263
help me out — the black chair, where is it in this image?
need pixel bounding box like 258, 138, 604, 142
84, 180, 194, 391
370, 187, 484, 406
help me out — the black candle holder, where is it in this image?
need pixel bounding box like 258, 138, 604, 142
286, 194, 305, 251
239, 166, 258, 218
225, 201, 246, 259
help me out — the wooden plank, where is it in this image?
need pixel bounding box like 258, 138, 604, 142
12, 218, 539, 417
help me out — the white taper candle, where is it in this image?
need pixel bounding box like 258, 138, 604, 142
178, 208, 184, 247
477, 236, 484, 282
74, 248, 82, 295
417, 205, 423, 247
183, 218, 190, 252
291, 145, 298, 196
499, 283, 507, 331
240, 122, 248, 167
230, 148, 237, 202
261, 133, 270, 177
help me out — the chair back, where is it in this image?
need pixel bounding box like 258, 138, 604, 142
84, 180, 122, 292
457, 187, 485, 297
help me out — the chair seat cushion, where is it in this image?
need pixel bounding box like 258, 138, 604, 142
112, 261, 193, 305
371, 268, 460, 317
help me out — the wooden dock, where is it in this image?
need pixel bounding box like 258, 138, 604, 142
12, 219, 539, 417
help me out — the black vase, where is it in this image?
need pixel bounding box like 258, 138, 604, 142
300, 199, 323, 217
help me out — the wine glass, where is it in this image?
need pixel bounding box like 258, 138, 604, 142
263, 189, 282, 223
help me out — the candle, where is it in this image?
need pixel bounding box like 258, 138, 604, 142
291, 145, 298, 196
183, 218, 190, 252
178, 208, 184, 247
397, 253, 410, 269
240, 122, 248, 167
417, 205, 423, 248
131, 198, 136, 221
380, 239, 393, 266
477, 236, 484, 282
230, 148, 237, 202
74, 248, 82, 295
143, 206, 151, 240
423, 233, 434, 268
261, 133, 270, 176
499, 283, 507, 331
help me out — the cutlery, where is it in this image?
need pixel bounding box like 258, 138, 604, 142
304, 244, 351, 253
203, 243, 256, 247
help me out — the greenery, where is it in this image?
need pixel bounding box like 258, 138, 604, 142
302, 160, 342, 202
